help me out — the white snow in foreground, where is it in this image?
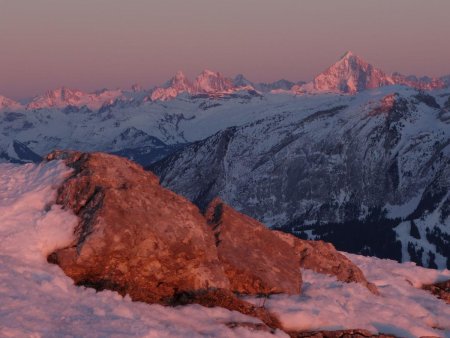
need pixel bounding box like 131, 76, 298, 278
245, 254, 450, 338
0, 162, 284, 338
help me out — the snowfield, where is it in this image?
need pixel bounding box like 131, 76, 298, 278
249, 255, 450, 338
0, 162, 449, 337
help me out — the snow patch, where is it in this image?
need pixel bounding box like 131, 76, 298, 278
245, 254, 450, 338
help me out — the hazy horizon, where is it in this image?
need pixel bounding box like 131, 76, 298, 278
1, 0, 450, 100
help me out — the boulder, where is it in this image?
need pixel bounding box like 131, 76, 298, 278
46, 151, 230, 303
205, 198, 302, 295
272, 231, 378, 294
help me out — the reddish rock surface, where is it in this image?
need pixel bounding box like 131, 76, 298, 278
46, 151, 230, 303
422, 279, 450, 304
273, 231, 378, 294
205, 198, 302, 295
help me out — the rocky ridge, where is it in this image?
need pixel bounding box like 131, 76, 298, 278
151, 69, 250, 101
26, 87, 125, 110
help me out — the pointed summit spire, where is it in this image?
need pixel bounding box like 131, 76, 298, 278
308, 51, 394, 94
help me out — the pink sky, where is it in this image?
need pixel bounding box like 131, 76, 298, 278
1, 0, 449, 99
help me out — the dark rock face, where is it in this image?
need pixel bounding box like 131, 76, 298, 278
46, 151, 230, 304
205, 198, 302, 295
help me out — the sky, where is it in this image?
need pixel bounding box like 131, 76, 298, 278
1, 0, 450, 99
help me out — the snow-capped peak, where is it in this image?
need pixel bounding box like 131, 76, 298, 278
307, 52, 394, 94
27, 87, 86, 110
150, 71, 194, 101
193, 69, 235, 93
297, 52, 447, 94
151, 70, 256, 101
0, 95, 22, 111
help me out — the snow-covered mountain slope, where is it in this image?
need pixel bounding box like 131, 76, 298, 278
0, 161, 283, 338
0, 88, 269, 164
295, 51, 446, 94
1, 161, 449, 338
151, 86, 450, 269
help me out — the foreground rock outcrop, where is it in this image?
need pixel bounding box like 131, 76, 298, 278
45, 151, 379, 332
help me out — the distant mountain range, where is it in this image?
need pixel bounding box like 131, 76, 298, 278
0, 51, 448, 111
